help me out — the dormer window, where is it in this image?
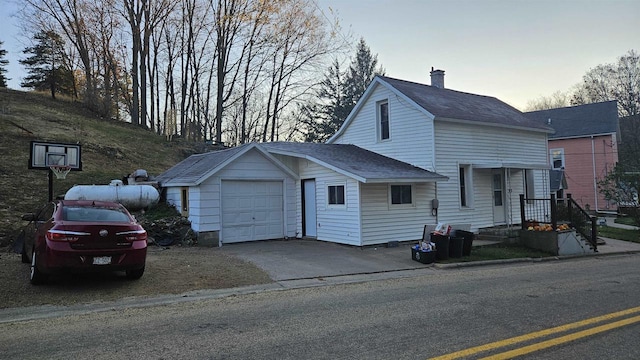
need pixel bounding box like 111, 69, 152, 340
378, 101, 389, 141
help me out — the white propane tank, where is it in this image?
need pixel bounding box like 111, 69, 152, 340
64, 182, 160, 210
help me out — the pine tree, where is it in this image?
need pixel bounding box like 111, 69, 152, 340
19, 31, 74, 99
302, 59, 351, 142
343, 38, 385, 113
302, 39, 384, 142
0, 41, 9, 88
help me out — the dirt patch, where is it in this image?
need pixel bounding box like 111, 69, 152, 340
0, 245, 273, 309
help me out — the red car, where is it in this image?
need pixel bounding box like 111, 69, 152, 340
21, 200, 148, 284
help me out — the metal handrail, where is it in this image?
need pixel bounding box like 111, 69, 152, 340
566, 194, 598, 252
520, 193, 598, 252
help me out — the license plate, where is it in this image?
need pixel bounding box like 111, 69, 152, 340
92, 256, 111, 265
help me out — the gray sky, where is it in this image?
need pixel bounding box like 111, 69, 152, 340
318, 0, 640, 109
1, 0, 638, 110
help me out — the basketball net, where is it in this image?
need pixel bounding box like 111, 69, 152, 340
50, 165, 71, 179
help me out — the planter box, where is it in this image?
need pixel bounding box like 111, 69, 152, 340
519, 229, 590, 256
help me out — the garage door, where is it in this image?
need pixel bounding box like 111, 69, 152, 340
221, 181, 284, 243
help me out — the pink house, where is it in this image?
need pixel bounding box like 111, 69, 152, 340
525, 101, 620, 213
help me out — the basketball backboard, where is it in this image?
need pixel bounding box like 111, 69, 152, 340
29, 140, 82, 171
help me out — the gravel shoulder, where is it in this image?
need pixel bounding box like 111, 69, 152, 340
0, 245, 273, 309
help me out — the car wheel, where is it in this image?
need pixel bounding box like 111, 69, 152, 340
126, 266, 145, 280
30, 248, 47, 285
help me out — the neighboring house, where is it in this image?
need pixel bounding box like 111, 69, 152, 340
157, 70, 554, 246
524, 101, 620, 213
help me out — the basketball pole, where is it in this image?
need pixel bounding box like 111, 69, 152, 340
48, 169, 54, 202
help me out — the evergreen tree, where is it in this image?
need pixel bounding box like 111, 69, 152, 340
0, 41, 9, 88
302, 39, 384, 142
302, 59, 350, 142
19, 31, 74, 99
343, 38, 385, 113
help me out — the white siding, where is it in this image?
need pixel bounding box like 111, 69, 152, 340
360, 183, 437, 246
167, 149, 296, 239
332, 84, 436, 171
434, 121, 549, 231
297, 160, 361, 246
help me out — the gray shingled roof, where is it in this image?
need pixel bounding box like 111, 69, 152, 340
156, 142, 448, 186
155, 145, 249, 186
262, 142, 447, 183
550, 169, 567, 192
524, 101, 619, 139
379, 76, 553, 132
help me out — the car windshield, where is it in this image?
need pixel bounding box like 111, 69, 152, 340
63, 206, 131, 222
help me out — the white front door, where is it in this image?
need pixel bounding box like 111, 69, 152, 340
303, 179, 317, 237
221, 180, 284, 243
492, 170, 506, 224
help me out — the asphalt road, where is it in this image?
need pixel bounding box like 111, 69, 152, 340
1, 254, 639, 360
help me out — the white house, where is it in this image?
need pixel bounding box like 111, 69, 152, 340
156, 70, 553, 246
328, 70, 553, 231
156, 142, 447, 246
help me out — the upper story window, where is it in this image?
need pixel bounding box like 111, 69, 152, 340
328, 185, 345, 206
378, 101, 389, 141
550, 148, 565, 170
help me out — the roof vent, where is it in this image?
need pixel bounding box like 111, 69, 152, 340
430, 67, 445, 89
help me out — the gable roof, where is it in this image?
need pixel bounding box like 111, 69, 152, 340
329, 76, 553, 142
158, 142, 449, 187
550, 169, 567, 192
524, 101, 619, 139
155, 143, 297, 186
262, 142, 447, 183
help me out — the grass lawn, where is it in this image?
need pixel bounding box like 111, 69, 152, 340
439, 243, 553, 263
614, 217, 638, 226
598, 226, 640, 243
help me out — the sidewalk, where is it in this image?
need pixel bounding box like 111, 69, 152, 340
603, 217, 639, 231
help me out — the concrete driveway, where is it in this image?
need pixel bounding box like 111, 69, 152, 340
220, 239, 430, 281
219, 235, 640, 282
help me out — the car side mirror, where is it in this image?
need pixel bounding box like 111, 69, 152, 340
21, 213, 36, 221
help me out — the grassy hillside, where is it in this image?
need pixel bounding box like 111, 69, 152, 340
0, 88, 204, 247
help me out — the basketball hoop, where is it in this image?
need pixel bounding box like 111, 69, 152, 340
49, 165, 71, 179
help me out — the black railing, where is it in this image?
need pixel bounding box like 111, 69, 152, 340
566, 194, 598, 251
520, 193, 598, 252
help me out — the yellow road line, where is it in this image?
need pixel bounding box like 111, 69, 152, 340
429, 306, 640, 360
480, 314, 640, 360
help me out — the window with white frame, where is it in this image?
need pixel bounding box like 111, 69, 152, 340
378, 101, 390, 141
327, 184, 345, 206
390, 184, 413, 205
550, 148, 565, 170
459, 165, 473, 207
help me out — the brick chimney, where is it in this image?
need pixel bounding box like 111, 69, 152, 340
430, 67, 445, 89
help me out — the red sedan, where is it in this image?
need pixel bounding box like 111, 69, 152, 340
21, 200, 148, 284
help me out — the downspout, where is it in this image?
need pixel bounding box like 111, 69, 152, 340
591, 136, 598, 212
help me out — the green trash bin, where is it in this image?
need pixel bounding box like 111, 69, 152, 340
430, 233, 449, 260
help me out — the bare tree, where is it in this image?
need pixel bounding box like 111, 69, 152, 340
524, 90, 571, 111
572, 50, 640, 117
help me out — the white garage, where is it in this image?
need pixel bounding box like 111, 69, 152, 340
221, 180, 284, 243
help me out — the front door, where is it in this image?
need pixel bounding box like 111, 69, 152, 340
302, 179, 317, 237
492, 170, 506, 224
